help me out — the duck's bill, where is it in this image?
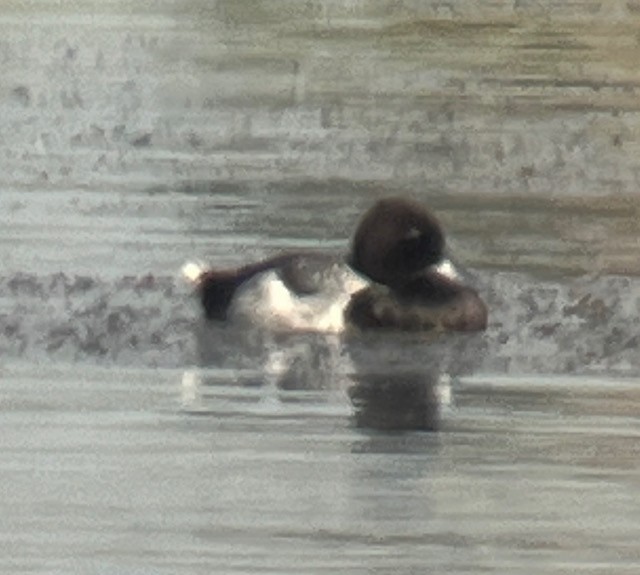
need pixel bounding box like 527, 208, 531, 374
432, 257, 461, 282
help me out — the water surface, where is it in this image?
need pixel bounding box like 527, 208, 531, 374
2, 1, 640, 573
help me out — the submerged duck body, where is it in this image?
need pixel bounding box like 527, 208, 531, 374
185, 197, 488, 334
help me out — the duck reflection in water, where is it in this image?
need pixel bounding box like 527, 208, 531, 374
349, 372, 446, 432
184, 196, 488, 431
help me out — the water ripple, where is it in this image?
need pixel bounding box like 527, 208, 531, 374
2, 270, 640, 377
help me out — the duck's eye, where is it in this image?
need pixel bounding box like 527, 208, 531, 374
404, 227, 422, 240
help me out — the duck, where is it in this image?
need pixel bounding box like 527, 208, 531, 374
183, 196, 488, 334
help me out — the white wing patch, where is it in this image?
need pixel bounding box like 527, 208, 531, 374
233, 267, 367, 334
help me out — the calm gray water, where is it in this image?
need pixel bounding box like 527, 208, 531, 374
2, 1, 640, 573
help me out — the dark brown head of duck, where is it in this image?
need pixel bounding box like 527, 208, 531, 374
349, 197, 445, 289
347, 197, 487, 333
